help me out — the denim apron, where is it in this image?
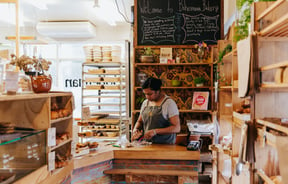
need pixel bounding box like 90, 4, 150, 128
142, 96, 176, 144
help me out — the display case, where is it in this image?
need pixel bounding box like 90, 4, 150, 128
49, 93, 74, 171
0, 130, 46, 183
0, 92, 74, 183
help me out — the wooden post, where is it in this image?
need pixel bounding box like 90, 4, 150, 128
0, 0, 19, 57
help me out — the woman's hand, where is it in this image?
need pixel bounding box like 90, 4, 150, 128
131, 129, 143, 141
144, 129, 156, 140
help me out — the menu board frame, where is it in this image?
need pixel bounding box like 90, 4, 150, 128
135, 0, 224, 46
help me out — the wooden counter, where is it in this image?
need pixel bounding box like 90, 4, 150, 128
73, 144, 200, 184
74, 144, 200, 169
16, 144, 199, 184
113, 144, 200, 160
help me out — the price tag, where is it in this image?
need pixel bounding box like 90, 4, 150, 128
48, 127, 56, 147
82, 107, 91, 120
48, 151, 55, 171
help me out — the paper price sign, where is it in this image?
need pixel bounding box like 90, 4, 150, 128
82, 107, 91, 120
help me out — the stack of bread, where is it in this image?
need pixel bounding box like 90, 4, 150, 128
56, 132, 70, 145
0, 122, 15, 134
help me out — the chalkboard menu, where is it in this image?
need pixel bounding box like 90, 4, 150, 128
136, 0, 223, 45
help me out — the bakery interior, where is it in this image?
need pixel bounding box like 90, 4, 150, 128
0, 0, 287, 184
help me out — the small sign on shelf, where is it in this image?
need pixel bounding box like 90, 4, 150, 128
160, 48, 172, 64
192, 91, 209, 110
82, 107, 91, 120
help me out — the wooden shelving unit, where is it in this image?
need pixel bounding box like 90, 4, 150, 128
251, 1, 288, 183
216, 36, 251, 183
133, 45, 216, 184
0, 92, 74, 183
80, 43, 130, 143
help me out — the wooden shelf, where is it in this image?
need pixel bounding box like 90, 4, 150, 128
256, 118, 288, 134
220, 86, 233, 90
134, 86, 212, 90
83, 62, 123, 67
260, 83, 288, 90
51, 115, 73, 124
260, 60, 288, 71
222, 51, 233, 63
259, 11, 288, 37
84, 128, 120, 131
83, 103, 126, 107
84, 77, 123, 83
84, 85, 124, 90
83, 95, 125, 98
84, 72, 122, 75
257, 0, 286, 21
79, 135, 119, 140
256, 169, 274, 184
0, 93, 55, 102
50, 139, 73, 151
233, 112, 250, 128
133, 110, 213, 114
135, 63, 212, 66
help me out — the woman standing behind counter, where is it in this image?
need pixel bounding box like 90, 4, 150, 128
132, 77, 180, 144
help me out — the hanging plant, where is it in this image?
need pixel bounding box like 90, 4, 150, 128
214, 44, 232, 85
218, 44, 232, 65
234, 0, 276, 42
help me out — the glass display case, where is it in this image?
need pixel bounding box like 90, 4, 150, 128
0, 129, 46, 183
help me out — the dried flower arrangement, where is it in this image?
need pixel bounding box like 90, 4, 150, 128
10, 54, 52, 74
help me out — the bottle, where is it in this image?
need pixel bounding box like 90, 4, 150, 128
176, 53, 180, 63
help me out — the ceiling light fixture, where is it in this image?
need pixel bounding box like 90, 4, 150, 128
5, 36, 36, 41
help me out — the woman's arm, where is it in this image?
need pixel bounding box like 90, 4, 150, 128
131, 115, 144, 141
133, 114, 143, 132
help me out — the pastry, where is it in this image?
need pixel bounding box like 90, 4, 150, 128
57, 109, 64, 118
62, 108, 71, 117
51, 111, 58, 119
88, 142, 99, 148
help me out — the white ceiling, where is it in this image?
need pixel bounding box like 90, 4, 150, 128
0, 0, 134, 43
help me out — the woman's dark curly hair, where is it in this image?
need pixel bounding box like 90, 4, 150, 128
141, 77, 162, 91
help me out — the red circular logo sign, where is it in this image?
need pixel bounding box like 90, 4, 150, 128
195, 95, 205, 105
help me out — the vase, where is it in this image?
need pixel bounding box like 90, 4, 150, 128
30, 74, 52, 93
198, 47, 205, 62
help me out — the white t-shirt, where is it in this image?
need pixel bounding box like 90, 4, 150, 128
140, 96, 179, 120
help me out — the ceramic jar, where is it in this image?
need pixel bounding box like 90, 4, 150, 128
30, 75, 52, 93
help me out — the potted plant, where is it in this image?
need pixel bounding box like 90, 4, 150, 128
194, 76, 206, 87
140, 47, 154, 63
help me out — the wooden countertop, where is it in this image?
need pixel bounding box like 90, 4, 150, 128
17, 144, 199, 184
0, 91, 72, 101
74, 144, 200, 169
